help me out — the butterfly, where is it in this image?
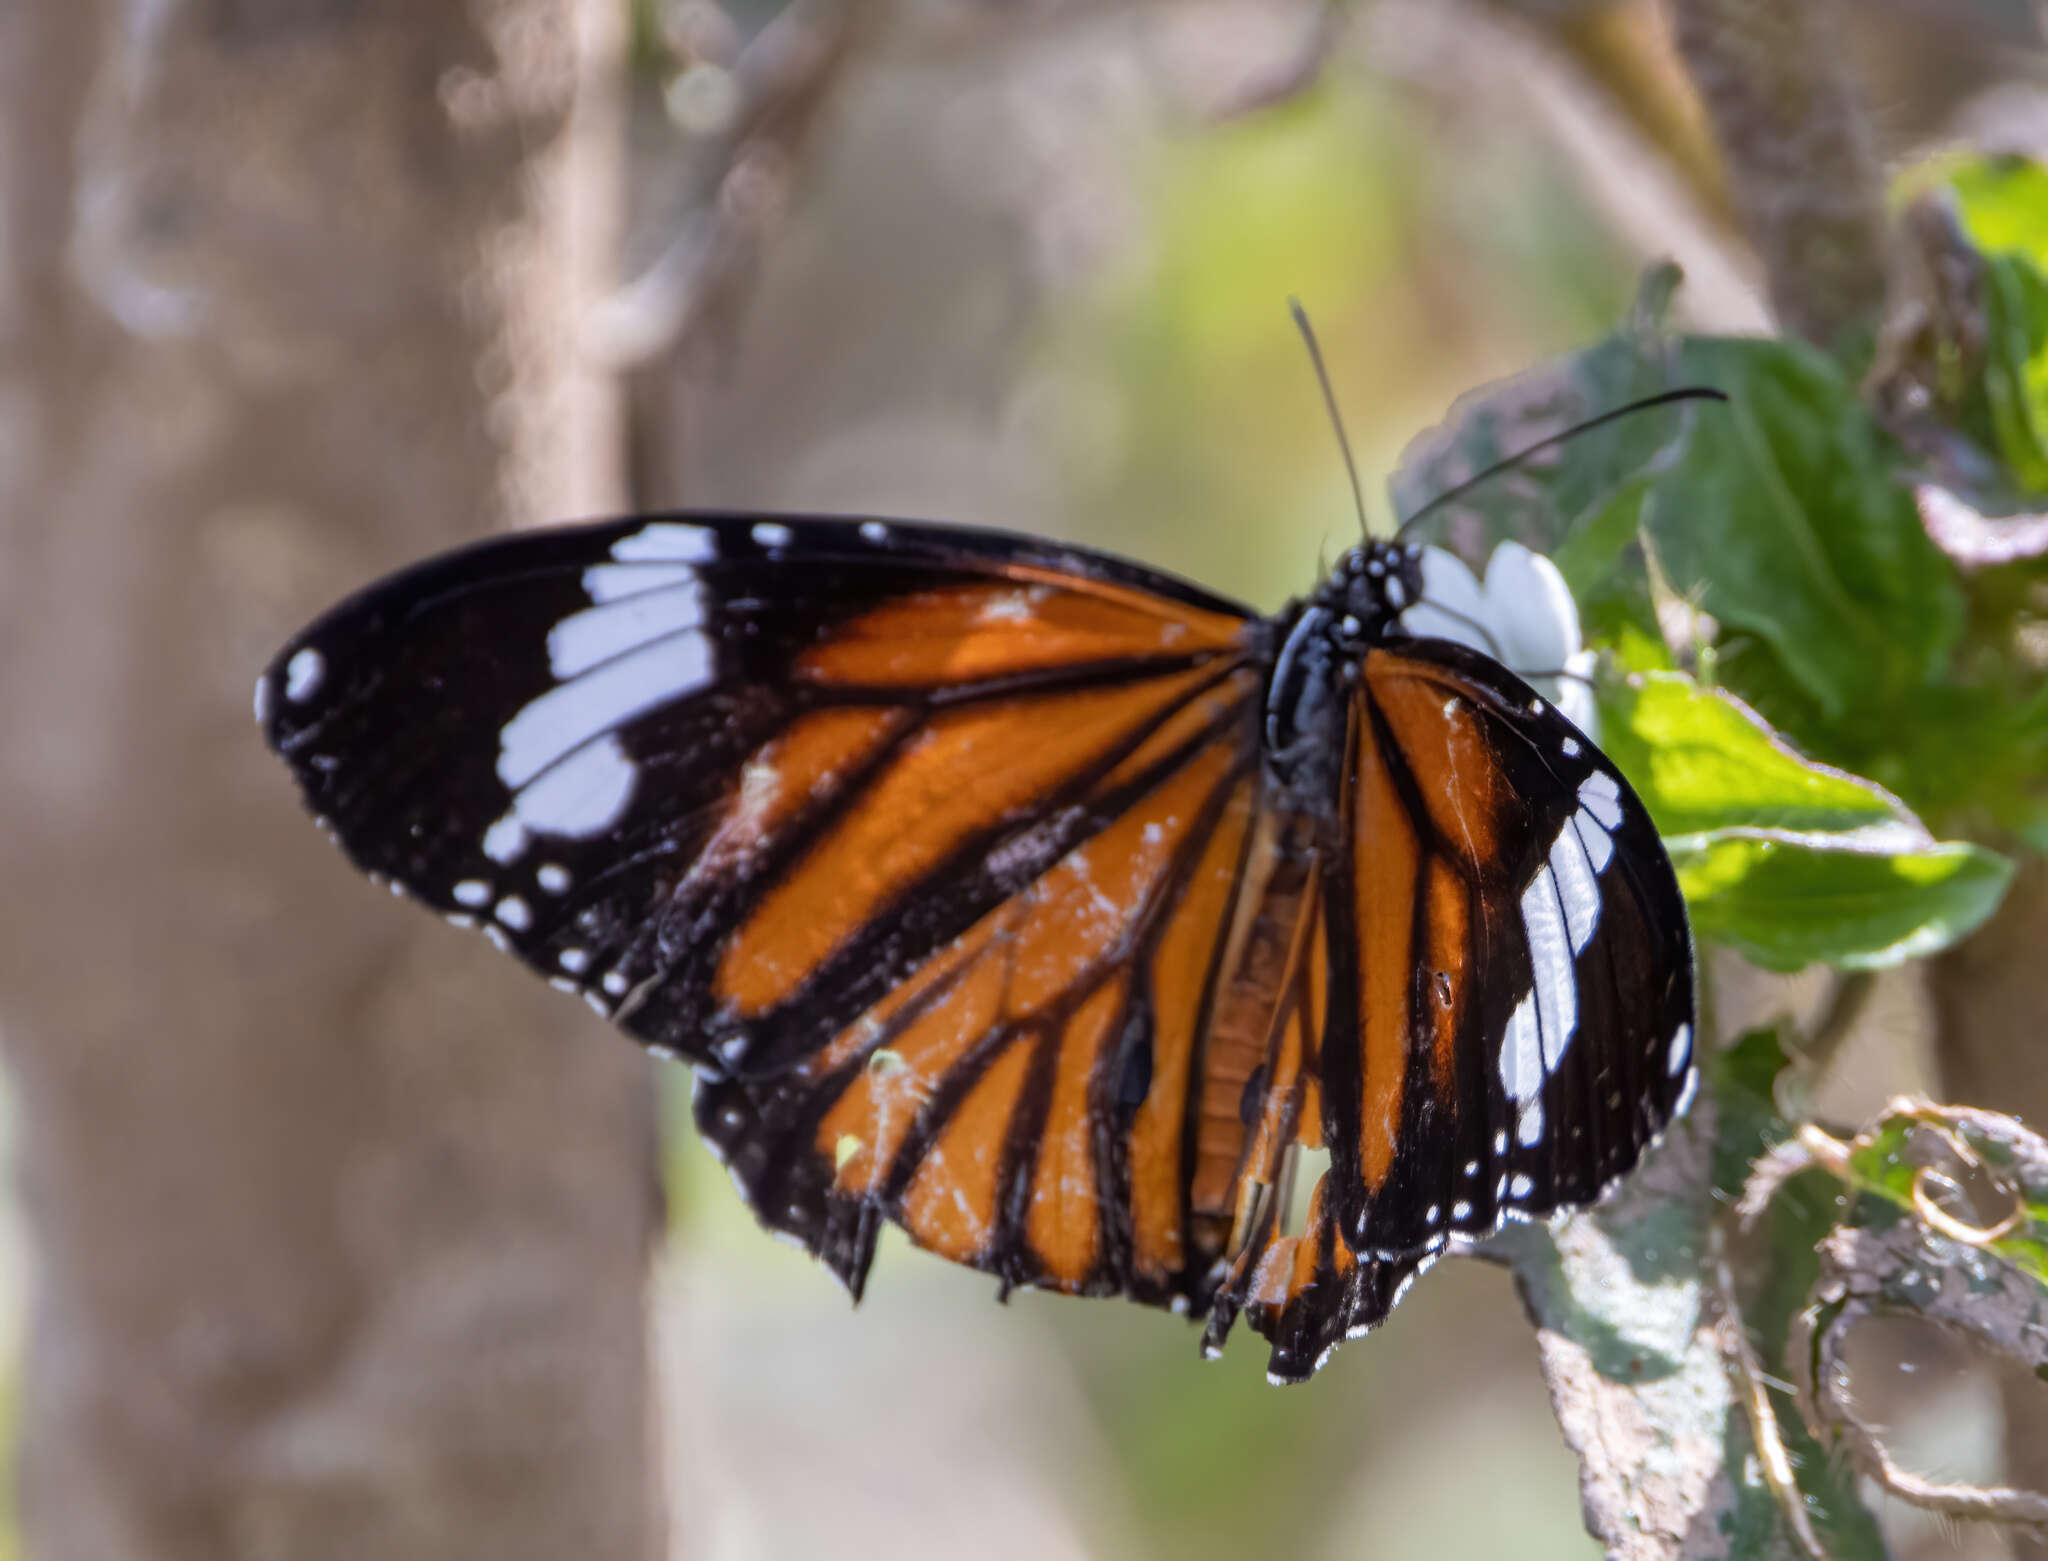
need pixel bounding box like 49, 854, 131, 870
257, 507, 1696, 1382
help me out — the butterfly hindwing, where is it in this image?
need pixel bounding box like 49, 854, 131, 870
1320, 637, 1696, 1261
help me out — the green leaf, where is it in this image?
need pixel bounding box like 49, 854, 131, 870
1598, 673, 1902, 837
1675, 836, 2013, 972
1599, 671, 2016, 968
1947, 152, 2048, 271
1642, 336, 1966, 730
1389, 263, 1698, 591
1978, 252, 2048, 491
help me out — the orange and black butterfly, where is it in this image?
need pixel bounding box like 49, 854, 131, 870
258, 508, 1695, 1382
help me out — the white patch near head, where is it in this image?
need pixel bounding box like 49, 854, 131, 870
1561, 736, 1581, 758
547, 582, 705, 679
1578, 769, 1623, 830
285, 647, 325, 703
559, 947, 589, 973
496, 895, 532, 931
498, 637, 709, 790
859, 521, 890, 543
537, 863, 571, 894
1384, 576, 1406, 608
1667, 1022, 1693, 1078
1509, 1173, 1534, 1200
454, 879, 491, 907
613, 522, 716, 563
752, 522, 794, 549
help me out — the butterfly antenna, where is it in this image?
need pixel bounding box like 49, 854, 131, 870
1393, 386, 1727, 543
1290, 299, 1371, 541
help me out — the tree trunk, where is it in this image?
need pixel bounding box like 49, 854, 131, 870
0, 3, 659, 1557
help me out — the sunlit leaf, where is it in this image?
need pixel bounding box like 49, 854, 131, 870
1598, 673, 1902, 837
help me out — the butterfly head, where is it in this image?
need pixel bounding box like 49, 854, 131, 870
1324, 540, 1426, 641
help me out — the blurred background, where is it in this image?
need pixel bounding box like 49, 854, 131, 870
0, 1, 2043, 1556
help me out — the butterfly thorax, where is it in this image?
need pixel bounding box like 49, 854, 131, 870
1263, 541, 1426, 806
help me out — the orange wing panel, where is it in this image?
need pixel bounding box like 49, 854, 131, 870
1126, 773, 1256, 1283
1025, 980, 1127, 1285
900, 1043, 1037, 1263
715, 666, 1217, 1016
1365, 654, 1505, 877
798, 574, 1244, 688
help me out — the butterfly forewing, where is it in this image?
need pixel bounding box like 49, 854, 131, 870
260, 513, 1253, 1067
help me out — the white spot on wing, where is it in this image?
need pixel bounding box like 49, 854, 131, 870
485, 733, 638, 862
498, 637, 710, 789
547, 583, 705, 678
1517, 1097, 1545, 1147
483, 815, 528, 864
1561, 736, 1581, 758
496, 895, 532, 931
559, 947, 590, 974
1549, 817, 1603, 953
613, 522, 715, 563
253, 673, 273, 724
1521, 866, 1578, 1067
581, 561, 698, 603
454, 879, 491, 908
1453, 1199, 1472, 1219
1579, 770, 1623, 831
752, 522, 794, 548
1668, 1022, 1693, 1078
1509, 1172, 1534, 1199
537, 863, 571, 894
1499, 992, 1541, 1106
285, 647, 324, 703
859, 521, 890, 543
1572, 812, 1615, 875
